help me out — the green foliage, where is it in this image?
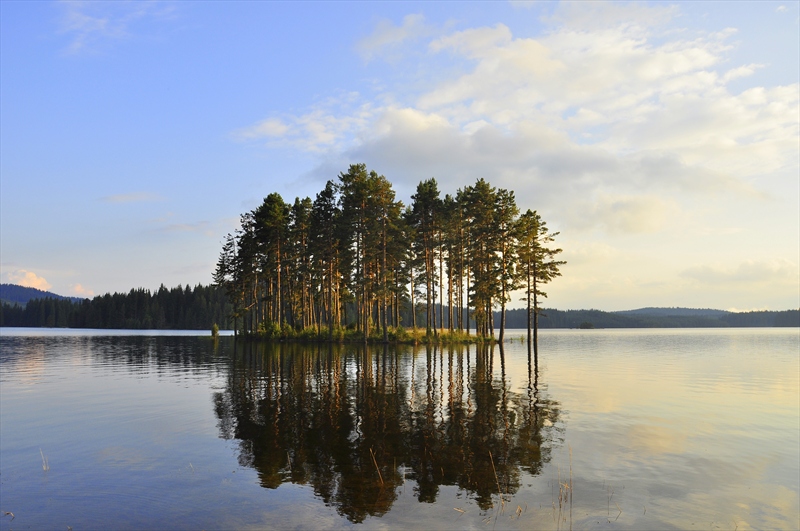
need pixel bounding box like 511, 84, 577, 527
260, 321, 282, 339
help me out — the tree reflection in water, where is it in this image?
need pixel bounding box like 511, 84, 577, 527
213, 342, 560, 523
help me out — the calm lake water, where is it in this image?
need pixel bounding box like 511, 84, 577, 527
1, 328, 798, 530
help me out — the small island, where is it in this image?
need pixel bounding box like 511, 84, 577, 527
213, 163, 564, 346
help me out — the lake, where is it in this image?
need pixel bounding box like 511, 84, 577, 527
1, 328, 797, 530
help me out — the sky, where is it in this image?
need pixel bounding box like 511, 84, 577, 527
1, 1, 798, 312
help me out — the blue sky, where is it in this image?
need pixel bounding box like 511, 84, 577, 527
1, 1, 798, 311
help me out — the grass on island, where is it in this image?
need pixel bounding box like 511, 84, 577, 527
223, 322, 507, 345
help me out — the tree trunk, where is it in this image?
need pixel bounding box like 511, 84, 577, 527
276, 240, 282, 326
499, 301, 506, 343
448, 262, 453, 332
465, 259, 470, 335
410, 261, 416, 331
533, 278, 539, 355
439, 233, 444, 334
382, 218, 388, 343
526, 260, 532, 345
425, 246, 432, 335
328, 263, 334, 340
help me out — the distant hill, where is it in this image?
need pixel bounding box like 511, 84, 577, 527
0, 283, 86, 306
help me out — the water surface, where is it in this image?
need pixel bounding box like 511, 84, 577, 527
1, 328, 797, 529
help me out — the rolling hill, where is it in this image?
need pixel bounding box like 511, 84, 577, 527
0, 283, 86, 306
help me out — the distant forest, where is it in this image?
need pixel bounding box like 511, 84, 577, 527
0, 284, 232, 330
1, 282, 797, 330
504, 308, 800, 329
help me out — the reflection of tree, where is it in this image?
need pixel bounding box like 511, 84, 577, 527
213, 341, 560, 522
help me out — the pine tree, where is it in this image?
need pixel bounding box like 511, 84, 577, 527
494, 188, 520, 342
461, 179, 498, 338
516, 210, 565, 351
409, 178, 442, 337
288, 197, 313, 329
310, 180, 342, 338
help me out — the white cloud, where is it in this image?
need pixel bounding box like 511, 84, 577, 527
236, 94, 377, 152
329, 11, 795, 208
336, 108, 757, 222
247, 1, 798, 245
5, 269, 52, 291
429, 23, 513, 57
776, 5, 788, 13
565, 194, 675, 234
721, 63, 763, 84
546, 1, 679, 34
607, 83, 799, 178
236, 118, 289, 139
219, 2, 799, 310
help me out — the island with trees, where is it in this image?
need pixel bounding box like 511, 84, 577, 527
213, 163, 564, 345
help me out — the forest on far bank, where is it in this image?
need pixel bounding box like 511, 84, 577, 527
0, 283, 232, 330
505, 307, 800, 329
1, 283, 796, 330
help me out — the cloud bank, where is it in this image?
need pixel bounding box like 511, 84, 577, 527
240, 4, 797, 213
234, 2, 799, 309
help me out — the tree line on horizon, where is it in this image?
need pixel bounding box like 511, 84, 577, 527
503, 307, 800, 329
213, 163, 564, 344
2, 282, 796, 331
0, 284, 232, 330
